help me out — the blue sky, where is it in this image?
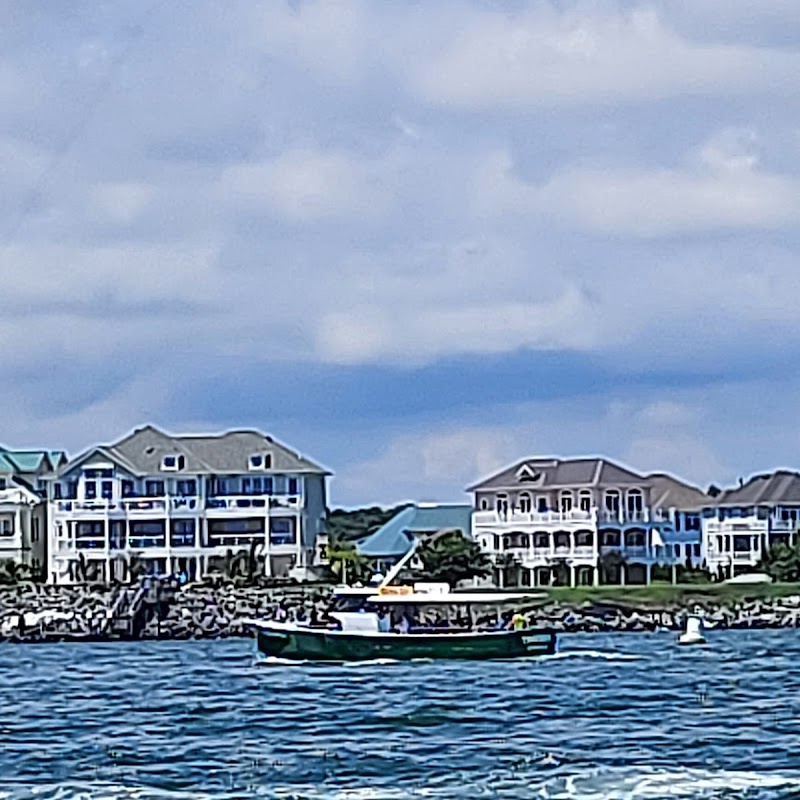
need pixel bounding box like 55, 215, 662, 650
4, 1, 800, 506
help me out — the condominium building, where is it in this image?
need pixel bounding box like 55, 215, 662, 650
469, 457, 708, 587
701, 470, 800, 579
47, 425, 330, 584
0, 447, 67, 576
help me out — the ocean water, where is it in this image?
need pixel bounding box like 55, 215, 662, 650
1, 629, 799, 799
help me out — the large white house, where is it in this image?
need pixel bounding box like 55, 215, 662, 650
0, 447, 67, 577
469, 457, 708, 587
701, 470, 800, 579
47, 425, 330, 584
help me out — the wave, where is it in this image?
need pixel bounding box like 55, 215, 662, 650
542, 649, 643, 661
5, 766, 798, 800
532, 765, 800, 799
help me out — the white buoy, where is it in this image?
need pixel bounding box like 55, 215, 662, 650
678, 615, 706, 646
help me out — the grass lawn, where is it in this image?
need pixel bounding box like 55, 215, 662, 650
544, 581, 800, 607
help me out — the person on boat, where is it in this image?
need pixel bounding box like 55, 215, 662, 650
511, 612, 526, 631
395, 614, 410, 634
377, 609, 391, 633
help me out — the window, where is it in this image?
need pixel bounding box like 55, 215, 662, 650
161, 455, 185, 471
674, 544, 681, 557
270, 517, 297, 546
171, 519, 196, 547
0, 519, 12, 537
249, 453, 272, 470
207, 517, 264, 546
67, 481, 78, 500
537, 497, 548, 513
627, 489, 643, 514
263, 477, 274, 495
129, 520, 166, 548
519, 493, 532, 513
496, 494, 509, 514
76, 521, 103, 549
84, 468, 112, 479
287, 477, 298, 495
605, 491, 620, 513
579, 491, 592, 512
54, 483, 63, 500
0, 478, 6, 490
121, 480, 135, 498
110, 521, 125, 549
693, 543, 701, 557
560, 492, 573, 512
84, 481, 97, 500
242, 478, 252, 495
176, 479, 197, 497
101, 481, 113, 500
208, 478, 228, 496
145, 480, 165, 497
480, 498, 489, 510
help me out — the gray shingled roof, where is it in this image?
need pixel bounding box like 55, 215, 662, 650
715, 471, 800, 507
646, 473, 709, 511
467, 457, 644, 492
61, 425, 329, 477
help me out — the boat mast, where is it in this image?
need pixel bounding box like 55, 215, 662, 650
378, 536, 419, 589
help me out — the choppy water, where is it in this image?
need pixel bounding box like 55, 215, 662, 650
1, 629, 799, 799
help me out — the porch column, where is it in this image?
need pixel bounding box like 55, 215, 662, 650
569, 563, 575, 587
646, 563, 652, 585
620, 563, 626, 587
592, 566, 599, 587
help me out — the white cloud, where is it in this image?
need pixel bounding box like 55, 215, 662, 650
316, 285, 601, 365
472, 139, 800, 237
221, 148, 391, 222
336, 425, 524, 504
90, 181, 154, 224
407, 6, 800, 110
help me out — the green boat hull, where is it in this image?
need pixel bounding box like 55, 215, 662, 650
254, 624, 556, 661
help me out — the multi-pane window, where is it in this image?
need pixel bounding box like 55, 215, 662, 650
145, 480, 165, 497
269, 517, 296, 545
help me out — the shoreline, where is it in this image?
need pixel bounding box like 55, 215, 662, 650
0, 581, 799, 643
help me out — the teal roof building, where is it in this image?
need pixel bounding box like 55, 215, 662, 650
356, 503, 473, 559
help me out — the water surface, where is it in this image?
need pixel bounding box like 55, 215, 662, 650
1, 628, 799, 799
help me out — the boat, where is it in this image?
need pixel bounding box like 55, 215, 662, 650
678, 615, 706, 646
247, 541, 557, 662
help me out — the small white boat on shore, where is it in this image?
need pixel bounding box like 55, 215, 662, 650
678, 615, 706, 646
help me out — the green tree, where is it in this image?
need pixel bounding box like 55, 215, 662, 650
493, 552, 522, 588
599, 551, 627, 585
757, 540, 800, 583
326, 539, 374, 585
326, 504, 411, 543
412, 530, 491, 588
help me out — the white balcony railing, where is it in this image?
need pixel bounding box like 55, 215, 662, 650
473, 509, 595, 526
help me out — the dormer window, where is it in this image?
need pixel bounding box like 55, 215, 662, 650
161, 455, 185, 471
249, 453, 272, 470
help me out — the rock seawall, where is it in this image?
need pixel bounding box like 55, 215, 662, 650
1, 582, 800, 641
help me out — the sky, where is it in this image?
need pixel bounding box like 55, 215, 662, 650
3, 1, 800, 507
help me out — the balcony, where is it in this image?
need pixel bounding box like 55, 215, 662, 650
206, 496, 270, 512
53, 499, 117, 515
473, 509, 595, 527
705, 519, 766, 535
122, 498, 167, 514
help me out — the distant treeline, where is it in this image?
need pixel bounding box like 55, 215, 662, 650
326, 504, 411, 543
